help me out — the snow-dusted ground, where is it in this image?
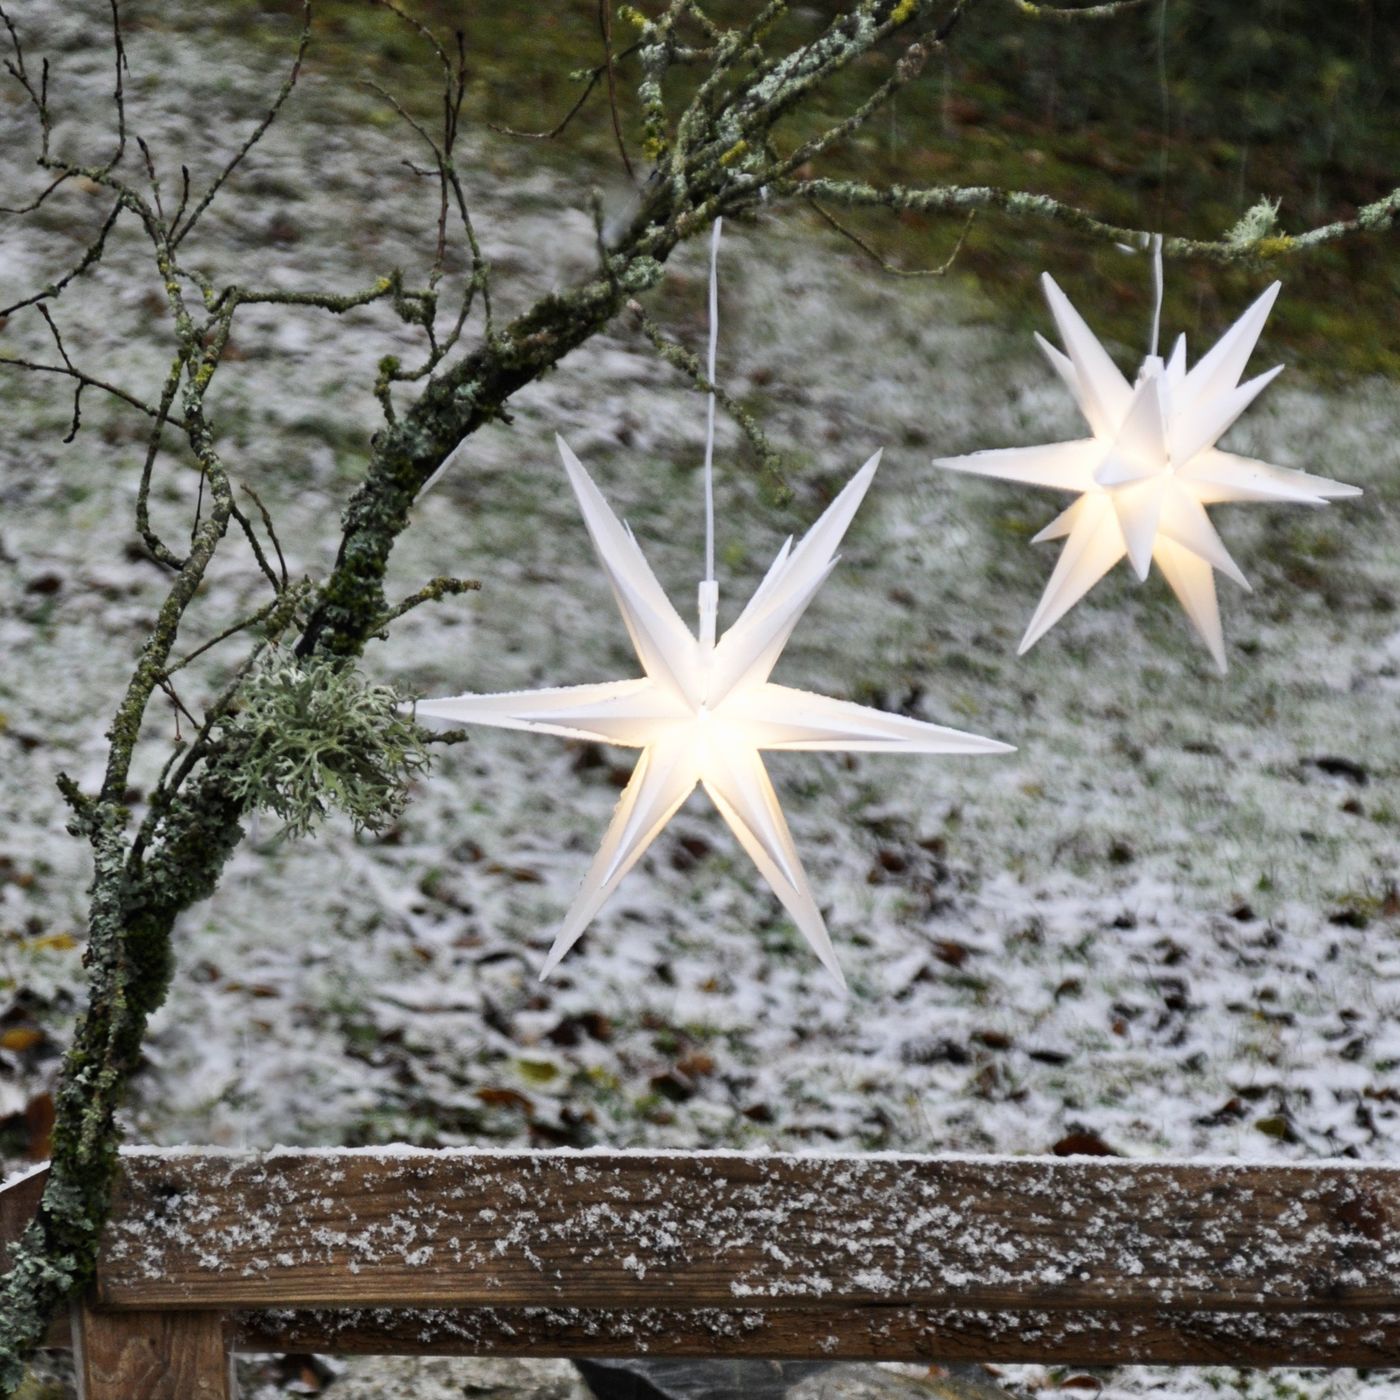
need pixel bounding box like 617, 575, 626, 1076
1, 4, 1399, 1397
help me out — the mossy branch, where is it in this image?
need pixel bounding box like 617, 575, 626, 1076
775, 178, 1400, 266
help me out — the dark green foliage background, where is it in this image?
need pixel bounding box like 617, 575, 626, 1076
230, 0, 1400, 375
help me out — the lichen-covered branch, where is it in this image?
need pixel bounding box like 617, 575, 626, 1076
776, 177, 1400, 265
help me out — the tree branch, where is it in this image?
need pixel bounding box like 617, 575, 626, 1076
1011, 0, 1153, 19
0, 201, 119, 313
169, 0, 311, 248
810, 200, 977, 277
629, 298, 788, 499
777, 178, 1400, 263
372, 575, 481, 633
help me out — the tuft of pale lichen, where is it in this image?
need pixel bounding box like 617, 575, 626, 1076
1226, 196, 1283, 248
220, 652, 428, 838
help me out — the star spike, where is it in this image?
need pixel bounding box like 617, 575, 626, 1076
1181, 280, 1280, 408
1155, 490, 1251, 591
1033, 329, 1077, 396
729, 683, 1015, 754
1019, 491, 1127, 653
1112, 476, 1170, 582
410, 678, 689, 747
701, 743, 845, 988
1165, 332, 1188, 388
1178, 449, 1360, 506
1107, 372, 1167, 479
933, 438, 1100, 493
556, 436, 701, 703
539, 736, 700, 980
1170, 364, 1284, 467
1031, 497, 1083, 543
705, 449, 881, 705
1040, 272, 1133, 438
1153, 536, 1226, 673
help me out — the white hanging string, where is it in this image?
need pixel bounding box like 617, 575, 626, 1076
1115, 230, 1167, 363
703, 216, 722, 585
1148, 230, 1164, 359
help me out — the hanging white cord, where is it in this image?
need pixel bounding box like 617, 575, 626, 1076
1148, 230, 1164, 359
703, 217, 722, 584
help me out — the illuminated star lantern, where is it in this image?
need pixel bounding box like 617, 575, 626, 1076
934, 277, 1360, 672
411, 436, 1011, 987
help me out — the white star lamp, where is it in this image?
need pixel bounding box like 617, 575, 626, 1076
410, 437, 1012, 987
934, 275, 1360, 671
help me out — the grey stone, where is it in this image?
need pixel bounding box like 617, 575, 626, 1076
577, 1358, 830, 1400
315, 1355, 593, 1400
576, 1359, 1009, 1400
788, 1363, 1009, 1399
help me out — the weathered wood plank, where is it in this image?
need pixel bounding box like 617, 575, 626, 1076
232, 1303, 1400, 1368
90, 1149, 1400, 1314
76, 1306, 230, 1400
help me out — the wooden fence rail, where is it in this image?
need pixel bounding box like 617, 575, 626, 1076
4, 1148, 1400, 1397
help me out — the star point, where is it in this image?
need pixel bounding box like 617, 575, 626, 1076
411, 439, 1012, 985
935, 276, 1360, 672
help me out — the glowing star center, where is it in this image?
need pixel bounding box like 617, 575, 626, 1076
692, 703, 740, 772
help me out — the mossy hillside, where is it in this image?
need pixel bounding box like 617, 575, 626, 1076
205, 0, 1400, 379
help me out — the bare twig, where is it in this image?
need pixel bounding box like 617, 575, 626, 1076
231, 502, 283, 594
599, 0, 638, 184
165, 593, 288, 677
135, 355, 192, 571
100, 0, 128, 176
810, 200, 977, 277
0, 170, 71, 217
370, 0, 453, 80
240, 481, 289, 590
766, 3, 966, 181
361, 30, 494, 354
629, 298, 788, 499
779, 177, 1400, 264
0, 200, 121, 318
372, 576, 481, 633
221, 275, 403, 315
170, 0, 311, 247
34, 305, 83, 442
489, 41, 643, 141
0, 344, 168, 426
1011, 0, 1153, 18
135, 135, 165, 222
170, 164, 191, 236
0, 4, 53, 159
156, 675, 197, 733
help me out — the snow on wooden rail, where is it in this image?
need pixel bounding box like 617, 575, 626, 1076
6, 1147, 1400, 1396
